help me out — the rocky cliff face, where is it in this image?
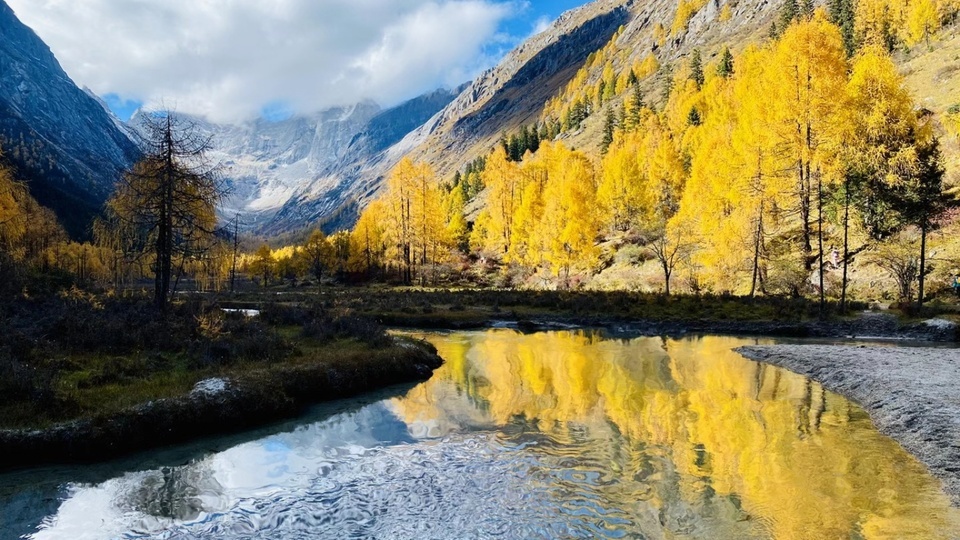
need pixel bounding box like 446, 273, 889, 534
0, 1, 139, 237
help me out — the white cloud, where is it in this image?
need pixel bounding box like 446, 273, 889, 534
6, 0, 515, 122
531, 15, 552, 35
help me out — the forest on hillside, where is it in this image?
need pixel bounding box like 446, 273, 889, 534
340, 5, 960, 307
2, 2, 960, 310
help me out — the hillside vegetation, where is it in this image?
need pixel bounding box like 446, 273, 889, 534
330, 0, 960, 308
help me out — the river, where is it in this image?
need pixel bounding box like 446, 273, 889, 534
2, 330, 959, 539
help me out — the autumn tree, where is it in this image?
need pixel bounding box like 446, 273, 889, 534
371, 158, 450, 283
250, 244, 274, 287
478, 147, 524, 256
891, 135, 951, 307
302, 229, 333, 289
539, 143, 600, 285
771, 11, 848, 309
0, 155, 26, 285
104, 113, 224, 310
839, 46, 918, 308
350, 198, 388, 276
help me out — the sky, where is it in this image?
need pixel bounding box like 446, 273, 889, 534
6, 0, 588, 123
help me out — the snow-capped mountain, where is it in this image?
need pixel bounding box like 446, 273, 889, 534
130, 87, 462, 233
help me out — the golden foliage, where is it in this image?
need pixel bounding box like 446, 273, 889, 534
672, 0, 709, 35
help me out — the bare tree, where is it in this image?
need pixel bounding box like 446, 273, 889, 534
650, 222, 695, 296
104, 112, 224, 311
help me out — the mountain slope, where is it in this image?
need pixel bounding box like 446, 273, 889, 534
0, 1, 139, 238
264, 0, 789, 234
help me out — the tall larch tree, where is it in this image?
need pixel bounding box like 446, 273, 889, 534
104, 113, 223, 311
479, 147, 524, 256
841, 46, 918, 308
350, 198, 388, 276
771, 10, 849, 308
539, 144, 600, 286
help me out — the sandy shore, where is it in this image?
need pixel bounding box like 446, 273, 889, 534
737, 344, 960, 505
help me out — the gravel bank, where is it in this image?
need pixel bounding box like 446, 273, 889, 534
737, 344, 960, 505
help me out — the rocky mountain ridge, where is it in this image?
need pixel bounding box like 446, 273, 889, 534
0, 0, 140, 238
137, 87, 463, 234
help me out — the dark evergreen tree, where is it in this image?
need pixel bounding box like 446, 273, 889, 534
829, 0, 857, 56
779, 0, 798, 34
104, 113, 223, 311
690, 49, 705, 89
717, 46, 735, 78
602, 106, 616, 154
891, 137, 952, 307
659, 66, 674, 106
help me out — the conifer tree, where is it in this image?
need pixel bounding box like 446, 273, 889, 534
779, 0, 799, 33
104, 113, 223, 311
602, 106, 617, 153
892, 136, 951, 307
302, 229, 333, 290
717, 47, 735, 78
689, 49, 705, 89
828, 0, 857, 56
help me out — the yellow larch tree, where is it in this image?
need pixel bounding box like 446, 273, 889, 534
906, 0, 939, 45
508, 155, 549, 267
537, 143, 600, 285
478, 147, 524, 256
350, 198, 388, 275
840, 45, 923, 305
410, 160, 449, 274
383, 157, 417, 282
0, 155, 26, 263
443, 186, 469, 253
377, 157, 448, 282
770, 9, 849, 300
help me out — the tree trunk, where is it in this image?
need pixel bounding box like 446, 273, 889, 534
662, 259, 671, 296
817, 170, 825, 317
841, 181, 850, 313
750, 201, 764, 298
918, 223, 928, 309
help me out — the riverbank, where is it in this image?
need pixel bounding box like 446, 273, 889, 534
737, 344, 960, 506
221, 288, 960, 341
0, 295, 444, 469
0, 340, 442, 470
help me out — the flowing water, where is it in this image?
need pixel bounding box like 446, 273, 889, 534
2, 330, 959, 539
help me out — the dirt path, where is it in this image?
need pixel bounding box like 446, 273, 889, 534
737, 344, 960, 505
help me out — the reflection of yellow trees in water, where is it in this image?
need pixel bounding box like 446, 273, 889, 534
393, 331, 960, 539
